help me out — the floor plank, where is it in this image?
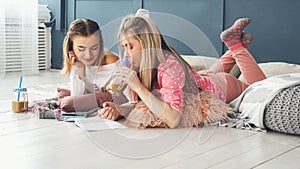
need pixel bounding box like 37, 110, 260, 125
123, 127, 256, 169
254, 146, 300, 169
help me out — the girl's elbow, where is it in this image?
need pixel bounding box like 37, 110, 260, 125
167, 113, 181, 129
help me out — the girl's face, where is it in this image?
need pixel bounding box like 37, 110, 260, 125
72, 33, 100, 66
121, 36, 142, 69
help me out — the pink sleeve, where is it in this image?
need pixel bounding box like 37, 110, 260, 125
157, 57, 185, 113
193, 71, 226, 102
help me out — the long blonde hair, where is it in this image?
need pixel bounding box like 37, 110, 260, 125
60, 19, 104, 76
117, 15, 199, 99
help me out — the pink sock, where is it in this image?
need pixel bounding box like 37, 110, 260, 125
220, 18, 250, 51
242, 31, 253, 48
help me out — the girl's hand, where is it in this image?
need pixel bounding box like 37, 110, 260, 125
114, 67, 143, 92
69, 51, 85, 79
98, 102, 121, 120
69, 51, 84, 68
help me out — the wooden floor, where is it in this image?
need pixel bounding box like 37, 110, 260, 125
1, 70, 299, 169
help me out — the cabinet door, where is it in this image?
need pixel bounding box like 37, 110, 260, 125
144, 0, 224, 57
69, 0, 140, 52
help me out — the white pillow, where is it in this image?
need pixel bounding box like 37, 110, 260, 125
239, 62, 300, 83
182, 55, 218, 71
182, 55, 241, 77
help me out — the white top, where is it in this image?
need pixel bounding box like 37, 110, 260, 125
70, 63, 116, 96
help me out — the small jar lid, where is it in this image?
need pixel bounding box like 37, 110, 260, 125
13, 87, 27, 92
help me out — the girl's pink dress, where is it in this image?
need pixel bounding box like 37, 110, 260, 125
125, 54, 228, 128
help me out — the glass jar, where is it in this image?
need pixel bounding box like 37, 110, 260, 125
12, 87, 28, 113
106, 75, 127, 96
105, 60, 127, 96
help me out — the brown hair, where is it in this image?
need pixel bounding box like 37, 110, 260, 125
60, 19, 104, 76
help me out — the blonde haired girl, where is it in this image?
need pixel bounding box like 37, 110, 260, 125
98, 12, 265, 128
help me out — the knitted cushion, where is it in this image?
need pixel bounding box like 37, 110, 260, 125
264, 84, 300, 135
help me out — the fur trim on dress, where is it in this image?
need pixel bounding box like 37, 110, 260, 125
123, 91, 230, 128
123, 101, 168, 129
181, 91, 230, 127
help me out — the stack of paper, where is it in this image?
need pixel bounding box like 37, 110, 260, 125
74, 116, 127, 131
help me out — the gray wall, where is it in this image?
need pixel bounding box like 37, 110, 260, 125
224, 0, 300, 64
71, 0, 141, 53
39, 0, 300, 69
143, 0, 223, 57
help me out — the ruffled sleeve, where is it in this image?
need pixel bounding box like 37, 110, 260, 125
70, 66, 85, 96
193, 70, 226, 102
157, 55, 185, 113
70, 66, 96, 96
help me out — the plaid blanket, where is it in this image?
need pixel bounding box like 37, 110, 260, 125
226, 73, 300, 134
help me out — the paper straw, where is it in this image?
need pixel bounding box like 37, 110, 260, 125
17, 76, 22, 101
